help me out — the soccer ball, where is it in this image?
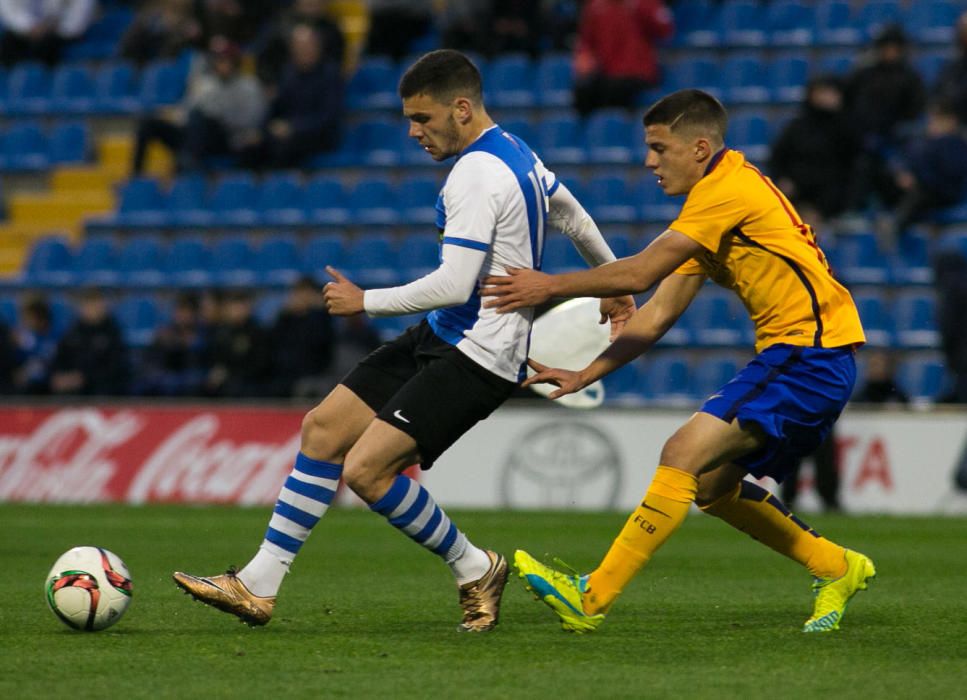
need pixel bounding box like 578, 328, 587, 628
45, 546, 133, 631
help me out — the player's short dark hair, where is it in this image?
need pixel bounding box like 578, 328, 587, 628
398, 49, 483, 105
643, 89, 728, 144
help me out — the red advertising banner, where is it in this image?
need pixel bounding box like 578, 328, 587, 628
0, 405, 306, 504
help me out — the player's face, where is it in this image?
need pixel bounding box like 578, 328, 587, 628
403, 93, 462, 161
644, 124, 708, 196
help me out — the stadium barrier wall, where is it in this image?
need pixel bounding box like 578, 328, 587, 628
1, 404, 965, 514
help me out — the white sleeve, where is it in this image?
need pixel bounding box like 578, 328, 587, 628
548, 182, 617, 267
363, 243, 486, 317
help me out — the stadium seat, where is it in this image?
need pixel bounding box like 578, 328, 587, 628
720, 1, 768, 47
891, 231, 932, 285
602, 361, 650, 405
117, 235, 167, 288
499, 118, 538, 148
855, 1, 903, 41
603, 230, 634, 259
166, 173, 212, 228
398, 176, 440, 226
722, 54, 771, 105
914, 51, 949, 87
729, 113, 770, 162
166, 237, 213, 287
6, 63, 51, 115
344, 234, 400, 287
814, 50, 854, 77
209, 173, 259, 226
648, 356, 696, 405
114, 177, 168, 227
767, 1, 816, 46
48, 121, 89, 164
211, 236, 258, 287
0, 297, 16, 326
253, 291, 286, 325
303, 233, 346, 281
665, 56, 722, 99
256, 236, 302, 287
691, 292, 748, 347
356, 117, 404, 167
488, 54, 537, 108
305, 175, 350, 225
349, 179, 400, 226
95, 62, 139, 114
635, 176, 684, 223
587, 175, 637, 224
258, 173, 307, 226
72, 238, 120, 287
24, 236, 73, 287
815, 0, 863, 46
908, 1, 961, 44
398, 233, 440, 279
673, 0, 720, 47
346, 57, 398, 110
541, 235, 586, 274
586, 112, 636, 164
64, 7, 134, 60
2, 121, 49, 170
139, 61, 187, 109
537, 114, 587, 165
852, 290, 895, 347
897, 358, 946, 402
771, 55, 810, 104
895, 290, 940, 349
834, 232, 890, 285
51, 65, 96, 115
536, 54, 573, 108
693, 355, 740, 398
114, 294, 164, 347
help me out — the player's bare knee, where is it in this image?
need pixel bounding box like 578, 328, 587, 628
341, 452, 384, 502
300, 407, 350, 462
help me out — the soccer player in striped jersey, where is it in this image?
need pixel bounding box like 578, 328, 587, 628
173, 50, 635, 631
483, 89, 875, 634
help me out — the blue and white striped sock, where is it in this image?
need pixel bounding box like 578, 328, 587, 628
239, 453, 342, 597
370, 474, 491, 585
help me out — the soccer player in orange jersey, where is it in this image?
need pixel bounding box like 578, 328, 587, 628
482, 89, 875, 633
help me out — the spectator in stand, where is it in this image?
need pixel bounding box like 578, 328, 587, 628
119, 0, 203, 66
0, 0, 97, 67
934, 251, 967, 404
255, 0, 346, 87
771, 76, 860, 227
855, 350, 909, 405
204, 288, 270, 398
240, 23, 344, 170
489, 0, 541, 57
781, 432, 842, 514
49, 288, 129, 396
572, 0, 674, 117
439, 0, 487, 54
0, 318, 15, 393
365, 0, 434, 62
843, 24, 926, 211
131, 35, 267, 174
935, 11, 967, 125
11, 294, 60, 394
328, 313, 383, 382
268, 276, 335, 398
196, 0, 275, 46
883, 100, 967, 239
142, 291, 210, 396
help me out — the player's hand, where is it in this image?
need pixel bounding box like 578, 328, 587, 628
481, 267, 554, 312
323, 266, 365, 315
599, 295, 636, 341
522, 359, 589, 400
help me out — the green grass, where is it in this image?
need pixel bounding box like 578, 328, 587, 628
1, 505, 965, 699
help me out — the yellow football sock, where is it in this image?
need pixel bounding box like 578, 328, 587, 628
584, 466, 697, 615
700, 480, 846, 579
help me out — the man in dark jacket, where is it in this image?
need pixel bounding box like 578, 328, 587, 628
49, 289, 129, 396
935, 11, 967, 125
269, 276, 335, 398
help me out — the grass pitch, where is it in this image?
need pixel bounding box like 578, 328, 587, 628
1, 504, 965, 699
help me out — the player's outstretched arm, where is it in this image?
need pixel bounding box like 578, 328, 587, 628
481, 230, 703, 313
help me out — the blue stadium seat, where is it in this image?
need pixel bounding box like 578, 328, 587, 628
64, 7, 134, 60
253, 291, 286, 325
0, 297, 16, 326
855, 1, 903, 40
908, 1, 961, 44
6, 63, 51, 115
541, 235, 586, 274
891, 231, 932, 285
722, 54, 771, 105
398, 233, 440, 279
587, 175, 637, 224
166, 173, 211, 228
51, 65, 96, 114
648, 356, 696, 405
117, 235, 167, 288
114, 177, 168, 227
603, 230, 634, 259
536, 54, 573, 108
499, 118, 537, 148
140, 61, 187, 109
95, 62, 139, 114
48, 121, 89, 164
914, 51, 949, 87
586, 112, 636, 164
2, 121, 49, 170
897, 358, 946, 402
537, 115, 587, 165
348, 179, 400, 226
211, 236, 257, 287
815, 0, 863, 46
852, 290, 895, 347
767, 1, 816, 46
346, 57, 398, 110
895, 290, 940, 349
602, 361, 650, 405
356, 117, 404, 166
166, 237, 213, 287
258, 173, 306, 226
303, 233, 346, 281
24, 236, 73, 287
257, 237, 302, 286
665, 56, 722, 99
114, 294, 164, 347
729, 113, 771, 162
635, 177, 683, 223
692, 356, 740, 398
209, 173, 259, 226
814, 50, 854, 77
73, 238, 119, 286
305, 175, 350, 225
720, 1, 768, 47
488, 54, 537, 108
834, 232, 890, 285
344, 235, 400, 287
398, 176, 440, 226
691, 292, 748, 347
673, 1, 720, 48
771, 55, 810, 104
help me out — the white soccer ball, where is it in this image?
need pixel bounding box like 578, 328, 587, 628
45, 546, 133, 631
